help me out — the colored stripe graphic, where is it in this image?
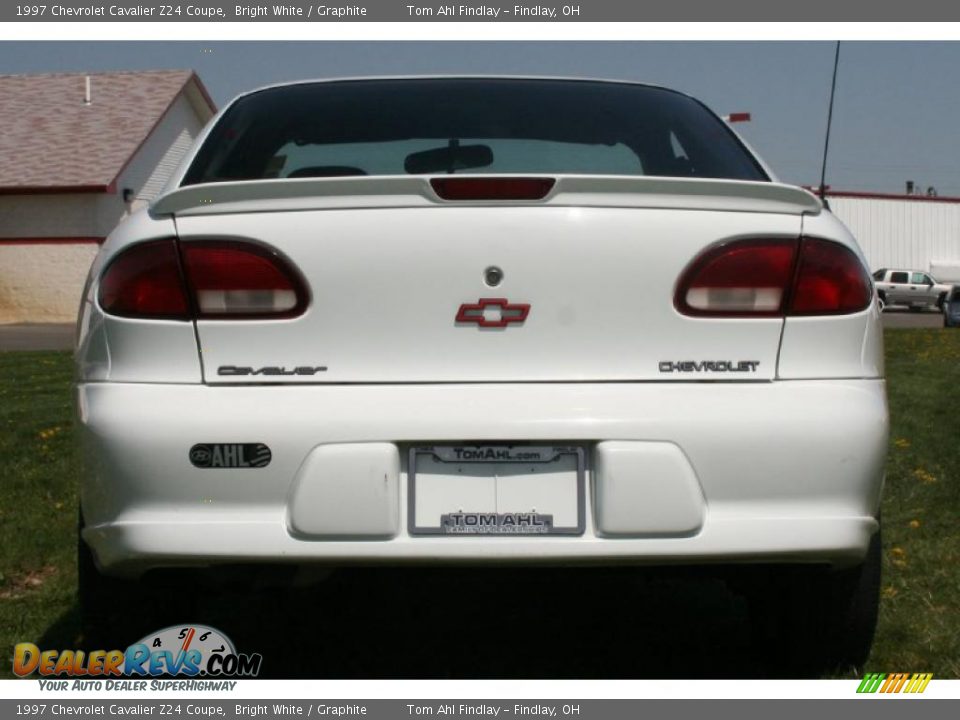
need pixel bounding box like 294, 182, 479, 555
857, 673, 885, 693
857, 672, 932, 693
887, 673, 909, 692
907, 673, 934, 694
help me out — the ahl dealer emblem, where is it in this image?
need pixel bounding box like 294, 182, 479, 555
456, 298, 530, 328
190, 443, 272, 469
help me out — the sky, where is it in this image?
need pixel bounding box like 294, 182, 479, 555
2, 41, 959, 195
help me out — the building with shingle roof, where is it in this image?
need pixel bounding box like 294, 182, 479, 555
0, 69, 216, 324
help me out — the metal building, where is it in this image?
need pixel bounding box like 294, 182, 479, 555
828, 191, 960, 283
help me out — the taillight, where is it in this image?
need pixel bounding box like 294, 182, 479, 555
180, 241, 307, 318
98, 240, 190, 320
675, 239, 796, 316
430, 177, 555, 201
675, 237, 871, 317
98, 239, 308, 320
788, 238, 872, 315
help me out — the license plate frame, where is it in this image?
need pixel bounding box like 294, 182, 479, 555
407, 445, 586, 536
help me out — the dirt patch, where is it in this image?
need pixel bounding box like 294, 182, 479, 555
0, 565, 57, 600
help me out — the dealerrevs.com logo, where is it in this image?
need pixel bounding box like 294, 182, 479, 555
13, 625, 262, 679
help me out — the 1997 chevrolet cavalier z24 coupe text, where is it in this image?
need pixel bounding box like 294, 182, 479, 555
76, 77, 887, 673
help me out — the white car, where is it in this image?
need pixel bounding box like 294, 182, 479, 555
76, 77, 887, 673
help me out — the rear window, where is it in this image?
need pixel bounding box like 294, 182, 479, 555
890, 272, 909, 283
182, 79, 768, 185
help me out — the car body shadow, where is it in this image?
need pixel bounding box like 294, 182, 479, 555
34, 567, 776, 679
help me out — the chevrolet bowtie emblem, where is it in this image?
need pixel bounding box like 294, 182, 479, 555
456, 298, 531, 328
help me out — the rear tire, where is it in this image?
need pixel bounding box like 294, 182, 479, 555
876, 293, 886, 312
742, 527, 881, 677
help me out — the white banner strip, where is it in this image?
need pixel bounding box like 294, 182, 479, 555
4, 22, 960, 41
2, 678, 959, 699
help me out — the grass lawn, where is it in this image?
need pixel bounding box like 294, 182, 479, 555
0, 330, 958, 678
0, 351, 81, 675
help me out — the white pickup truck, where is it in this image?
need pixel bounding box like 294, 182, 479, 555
873, 268, 952, 311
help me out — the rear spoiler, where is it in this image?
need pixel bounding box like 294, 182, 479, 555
151, 175, 823, 217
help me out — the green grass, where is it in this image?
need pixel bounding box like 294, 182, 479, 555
0, 351, 81, 676
0, 332, 958, 678
869, 330, 960, 677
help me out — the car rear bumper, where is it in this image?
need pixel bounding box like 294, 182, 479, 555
77, 379, 887, 576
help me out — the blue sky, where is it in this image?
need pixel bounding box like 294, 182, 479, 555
3, 41, 959, 195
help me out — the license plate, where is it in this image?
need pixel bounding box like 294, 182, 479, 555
408, 445, 585, 536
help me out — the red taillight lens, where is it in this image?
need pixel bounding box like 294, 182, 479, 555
180, 241, 308, 318
675, 239, 797, 316
99, 240, 308, 320
788, 238, 872, 315
430, 177, 555, 201
676, 237, 871, 317
98, 240, 190, 319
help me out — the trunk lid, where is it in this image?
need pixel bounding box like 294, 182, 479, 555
164, 176, 817, 384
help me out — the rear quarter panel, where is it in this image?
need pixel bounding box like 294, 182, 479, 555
777, 209, 884, 380
75, 209, 202, 384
